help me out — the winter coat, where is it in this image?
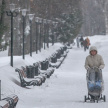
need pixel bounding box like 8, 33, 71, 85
85, 46, 105, 70
86, 38, 90, 46
80, 37, 84, 42
83, 39, 87, 47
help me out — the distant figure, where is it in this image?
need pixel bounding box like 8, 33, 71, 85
80, 36, 84, 47
83, 39, 88, 51
86, 37, 90, 49
76, 37, 79, 48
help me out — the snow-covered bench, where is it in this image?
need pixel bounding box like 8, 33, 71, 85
65, 43, 72, 49
21, 66, 46, 83
0, 100, 9, 108
15, 68, 42, 87
49, 49, 68, 68
67, 46, 72, 49
0, 94, 18, 108
36, 60, 54, 78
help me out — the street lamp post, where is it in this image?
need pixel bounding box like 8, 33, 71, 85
28, 14, 34, 57
35, 17, 39, 54
22, 9, 27, 59
38, 18, 42, 52
46, 20, 49, 48
43, 19, 47, 49
52, 21, 56, 45
54, 22, 58, 42
46, 20, 51, 48
6, 3, 18, 67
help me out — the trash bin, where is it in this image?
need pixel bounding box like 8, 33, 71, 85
51, 55, 57, 63
41, 61, 47, 70
26, 66, 35, 78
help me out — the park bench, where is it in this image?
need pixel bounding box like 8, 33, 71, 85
49, 54, 62, 68
67, 46, 72, 49
66, 43, 72, 49
0, 100, 9, 108
8, 95, 18, 108
37, 60, 54, 78
15, 68, 42, 87
49, 47, 68, 68
0, 94, 18, 108
43, 58, 55, 74
33, 62, 50, 78
21, 66, 46, 83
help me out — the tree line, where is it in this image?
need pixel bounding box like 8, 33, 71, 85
0, 0, 82, 55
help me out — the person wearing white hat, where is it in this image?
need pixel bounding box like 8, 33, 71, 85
85, 46, 105, 70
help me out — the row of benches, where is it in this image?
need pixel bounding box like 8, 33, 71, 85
0, 45, 70, 108
15, 46, 69, 87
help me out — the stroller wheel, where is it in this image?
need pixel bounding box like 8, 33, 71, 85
84, 96, 87, 102
100, 94, 102, 99
103, 95, 106, 102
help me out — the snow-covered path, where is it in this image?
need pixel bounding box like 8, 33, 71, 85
17, 36, 108, 108
17, 48, 87, 108
0, 36, 108, 108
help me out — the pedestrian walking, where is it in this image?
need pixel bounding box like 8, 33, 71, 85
84, 46, 105, 102
79, 36, 84, 47
83, 39, 88, 51
86, 37, 90, 49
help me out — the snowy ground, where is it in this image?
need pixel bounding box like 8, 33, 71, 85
0, 35, 108, 108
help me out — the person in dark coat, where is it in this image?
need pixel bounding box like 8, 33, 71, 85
83, 39, 88, 51
80, 36, 84, 47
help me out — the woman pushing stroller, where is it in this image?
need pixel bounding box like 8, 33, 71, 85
84, 46, 106, 102
85, 46, 105, 70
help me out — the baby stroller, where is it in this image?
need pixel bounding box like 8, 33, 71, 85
84, 67, 106, 102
